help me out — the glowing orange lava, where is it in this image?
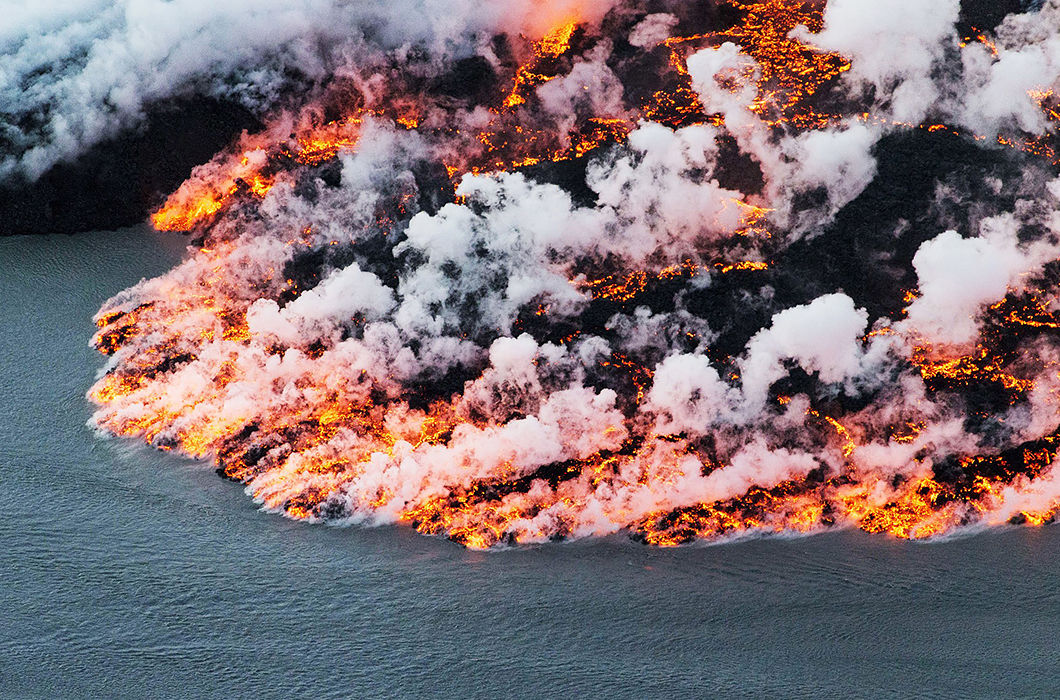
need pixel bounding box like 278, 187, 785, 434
95, 3, 1060, 549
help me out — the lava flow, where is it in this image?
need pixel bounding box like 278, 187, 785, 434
88, 0, 1060, 548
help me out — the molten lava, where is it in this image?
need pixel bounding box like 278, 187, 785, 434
91, 1, 1060, 549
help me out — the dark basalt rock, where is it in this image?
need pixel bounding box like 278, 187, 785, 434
958, 0, 1027, 36
518, 147, 604, 209
429, 56, 499, 104
0, 97, 260, 236
776, 129, 1025, 321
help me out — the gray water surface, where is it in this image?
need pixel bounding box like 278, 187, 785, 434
1, 228, 1057, 699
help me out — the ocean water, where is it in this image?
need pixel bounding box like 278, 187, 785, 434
0, 227, 1057, 699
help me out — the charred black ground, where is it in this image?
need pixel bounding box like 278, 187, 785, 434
0, 98, 260, 236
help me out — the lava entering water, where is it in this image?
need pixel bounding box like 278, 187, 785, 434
87, 0, 1060, 548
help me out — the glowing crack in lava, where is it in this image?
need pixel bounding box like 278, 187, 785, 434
90, 0, 1060, 548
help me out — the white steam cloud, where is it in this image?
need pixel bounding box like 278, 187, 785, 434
0, 0, 620, 180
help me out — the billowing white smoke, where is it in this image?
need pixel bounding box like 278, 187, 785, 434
808, 0, 1060, 136
81, 0, 1060, 545
0, 0, 619, 180
803, 0, 960, 124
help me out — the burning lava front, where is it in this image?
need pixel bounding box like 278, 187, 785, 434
88, 0, 1060, 548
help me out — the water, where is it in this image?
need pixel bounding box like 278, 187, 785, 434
0, 227, 1057, 699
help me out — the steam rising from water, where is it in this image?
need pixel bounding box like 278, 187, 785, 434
47, 0, 1060, 545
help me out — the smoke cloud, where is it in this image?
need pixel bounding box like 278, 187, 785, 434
0, 0, 620, 180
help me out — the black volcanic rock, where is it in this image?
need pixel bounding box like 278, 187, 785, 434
958, 0, 1027, 35
775, 130, 1022, 321
0, 97, 260, 237
518, 148, 603, 208
429, 56, 499, 104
